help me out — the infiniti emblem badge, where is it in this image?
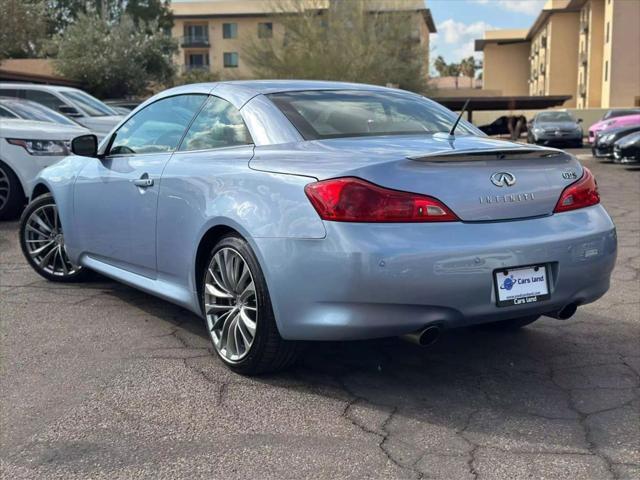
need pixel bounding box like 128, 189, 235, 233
490, 171, 516, 187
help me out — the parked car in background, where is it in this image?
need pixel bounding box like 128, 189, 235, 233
593, 124, 640, 159
0, 97, 83, 127
0, 83, 123, 139
0, 119, 89, 219
588, 113, 640, 144
105, 99, 143, 113
527, 111, 583, 147
478, 115, 528, 139
601, 108, 640, 121
613, 131, 640, 164
19, 81, 616, 375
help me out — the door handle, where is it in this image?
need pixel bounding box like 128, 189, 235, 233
133, 177, 154, 188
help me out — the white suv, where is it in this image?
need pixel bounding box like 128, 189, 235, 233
0, 119, 89, 219
0, 83, 124, 139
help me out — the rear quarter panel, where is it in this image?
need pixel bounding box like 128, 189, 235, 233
156, 146, 326, 298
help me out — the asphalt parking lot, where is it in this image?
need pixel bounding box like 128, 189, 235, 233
1, 149, 638, 480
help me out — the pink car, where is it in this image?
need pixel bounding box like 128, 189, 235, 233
589, 113, 640, 144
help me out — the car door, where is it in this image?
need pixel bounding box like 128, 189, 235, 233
73, 94, 206, 278
156, 95, 255, 289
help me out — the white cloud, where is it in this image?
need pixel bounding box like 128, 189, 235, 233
473, 0, 545, 16
431, 19, 494, 62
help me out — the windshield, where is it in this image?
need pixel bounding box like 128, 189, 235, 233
268, 90, 480, 140
61, 90, 118, 117
536, 112, 575, 123
0, 99, 79, 126
604, 109, 640, 120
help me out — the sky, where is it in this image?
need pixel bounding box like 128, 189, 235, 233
428, 0, 545, 66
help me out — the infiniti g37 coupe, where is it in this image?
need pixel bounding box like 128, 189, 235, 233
19, 81, 617, 374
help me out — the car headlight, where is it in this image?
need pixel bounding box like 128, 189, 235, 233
533, 127, 544, 134
6, 138, 70, 156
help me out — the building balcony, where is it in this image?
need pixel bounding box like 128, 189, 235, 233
540, 36, 547, 48
580, 21, 589, 34
579, 83, 587, 97
180, 35, 210, 48
580, 51, 588, 65
182, 64, 210, 73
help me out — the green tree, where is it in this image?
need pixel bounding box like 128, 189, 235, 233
54, 12, 177, 97
434, 55, 448, 77
173, 68, 220, 87
242, 0, 429, 93
46, 0, 173, 34
0, 0, 48, 59
460, 56, 478, 79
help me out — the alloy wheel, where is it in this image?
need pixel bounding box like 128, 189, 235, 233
204, 247, 258, 362
23, 203, 80, 276
0, 165, 9, 212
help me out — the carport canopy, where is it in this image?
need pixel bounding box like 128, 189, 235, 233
433, 95, 572, 122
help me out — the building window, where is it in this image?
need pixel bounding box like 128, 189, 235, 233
605, 22, 610, 43
223, 23, 237, 39
604, 60, 609, 82
224, 52, 239, 68
258, 22, 273, 39
183, 24, 208, 46
186, 53, 209, 71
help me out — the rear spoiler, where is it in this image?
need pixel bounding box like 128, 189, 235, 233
408, 148, 565, 163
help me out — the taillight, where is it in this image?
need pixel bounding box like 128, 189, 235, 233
304, 177, 459, 222
554, 167, 600, 213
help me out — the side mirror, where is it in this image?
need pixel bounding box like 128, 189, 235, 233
71, 134, 98, 157
59, 105, 83, 117
577, 118, 583, 123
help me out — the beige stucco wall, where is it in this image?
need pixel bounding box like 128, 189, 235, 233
547, 12, 580, 106
482, 42, 530, 95
173, 17, 287, 78
578, 0, 604, 108
602, 0, 640, 107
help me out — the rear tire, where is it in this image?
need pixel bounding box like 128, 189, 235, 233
478, 315, 541, 331
201, 234, 300, 375
19, 194, 89, 282
0, 160, 25, 220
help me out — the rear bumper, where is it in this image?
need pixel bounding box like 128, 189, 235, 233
255, 205, 617, 340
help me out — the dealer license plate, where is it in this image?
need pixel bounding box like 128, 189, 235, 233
494, 265, 550, 307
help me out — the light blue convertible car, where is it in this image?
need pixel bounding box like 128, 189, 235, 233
19, 81, 617, 374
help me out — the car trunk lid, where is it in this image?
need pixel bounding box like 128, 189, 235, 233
250, 135, 583, 222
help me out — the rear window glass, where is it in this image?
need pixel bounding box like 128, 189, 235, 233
267, 90, 480, 140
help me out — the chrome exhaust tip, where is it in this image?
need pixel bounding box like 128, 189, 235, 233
400, 325, 441, 347
545, 303, 578, 320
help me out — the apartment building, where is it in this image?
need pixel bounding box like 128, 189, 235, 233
474, 29, 530, 96
475, 0, 640, 108
170, 0, 436, 79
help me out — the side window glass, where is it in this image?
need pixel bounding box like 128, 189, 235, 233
0, 89, 21, 99
0, 106, 18, 118
109, 94, 206, 155
24, 90, 65, 111
179, 96, 252, 151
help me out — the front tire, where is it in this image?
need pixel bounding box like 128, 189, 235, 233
201, 234, 300, 375
19, 194, 89, 282
0, 160, 25, 220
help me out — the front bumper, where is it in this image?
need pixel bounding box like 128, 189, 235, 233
532, 132, 583, 146
593, 144, 614, 158
255, 205, 617, 340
